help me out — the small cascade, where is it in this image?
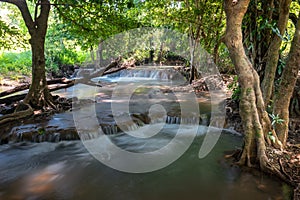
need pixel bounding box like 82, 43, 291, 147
180, 117, 199, 125
31, 132, 79, 142
165, 116, 181, 124
164, 114, 210, 125
122, 123, 139, 132
103, 68, 183, 81
165, 115, 198, 125
101, 125, 119, 135
118, 69, 171, 80
150, 117, 166, 124
47, 132, 61, 142
100, 122, 141, 135
8, 125, 79, 143
79, 132, 99, 140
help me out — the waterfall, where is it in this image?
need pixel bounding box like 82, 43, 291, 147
93, 67, 185, 82
116, 69, 174, 80
101, 125, 119, 135
118, 122, 139, 132
150, 117, 166, 124
165, 116, 181, 124
6, 113, 211, 143
165, 114, 209, 125
100, 122, 140, 135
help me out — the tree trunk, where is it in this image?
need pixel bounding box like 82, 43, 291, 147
157, 42, 164, 64
189, 24, 196, 84
0, 0, 53, 109
24, 32, 54, 108
261, 0, 292, 106
96, 42, 103, 68
273, 15, 300, 146
223, 0, 282, 168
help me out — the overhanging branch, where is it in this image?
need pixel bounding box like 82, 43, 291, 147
0, 0, 35, 34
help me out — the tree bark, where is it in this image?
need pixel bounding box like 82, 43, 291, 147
0, 103, 33, 126
223, 0, 282, 168
0, 0, 53, 109
261, 0, 292, 106
189, 34, 196, 84
273, 15, 300, 146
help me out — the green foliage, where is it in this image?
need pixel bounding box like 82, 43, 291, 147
38, 128, 45, 135
246, 88, 252, 95
218, 43, 234, 74
267, 112, 284, 143
227, 75, 241, 101
0, 19, 22, 49
0, 51, 32, 77
45, 11, 89, 72
268, 132, 276, 143
0, 2, 30, 50
45, 49, 88, 73
52, 0, 140, 50
139, 0, 225, 53
0, 0, 232, 77
269, 113, 285, 126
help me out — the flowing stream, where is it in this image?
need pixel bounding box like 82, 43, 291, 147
0, 66, 288, 200
0, 131, 286, 200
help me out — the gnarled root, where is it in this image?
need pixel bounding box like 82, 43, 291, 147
0, 103, 33, 126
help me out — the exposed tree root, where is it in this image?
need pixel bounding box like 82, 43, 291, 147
279, 158, 294, 182
0, 103, 33, 126
264, 160, 293, 186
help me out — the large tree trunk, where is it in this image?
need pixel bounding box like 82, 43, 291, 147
223, 0, 282, 168
24, 31, 53, 108
273, 16, 300, 146
261, 0, 292, 106
1, 0, 53, 109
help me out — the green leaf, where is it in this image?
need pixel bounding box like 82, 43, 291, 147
271, 26, 287, 41
269, 135, 276, 143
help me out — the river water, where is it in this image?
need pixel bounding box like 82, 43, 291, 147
0, 66, 288, 199
0, 131, 285, 200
